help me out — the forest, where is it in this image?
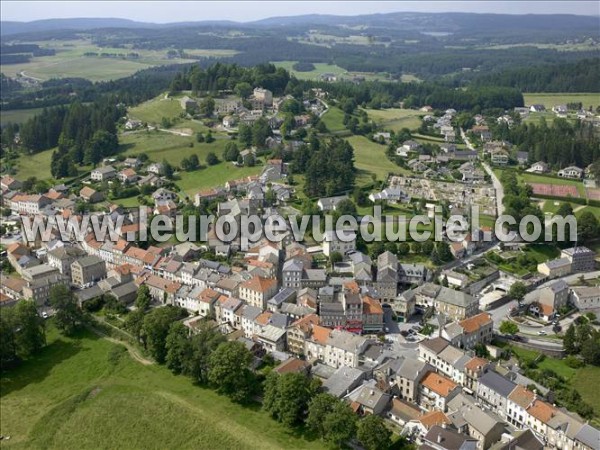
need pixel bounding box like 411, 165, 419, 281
472, 58, 600, 93
490, 118, 600, 169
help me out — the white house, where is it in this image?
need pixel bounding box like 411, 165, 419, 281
558, 166, 584, 179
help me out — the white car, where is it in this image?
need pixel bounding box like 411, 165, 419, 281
41, 312, 48, 319
537, 330, 547, 336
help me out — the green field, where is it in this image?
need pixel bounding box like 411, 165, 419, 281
0, 108, 44, 126
363, 108, 424, 132
1, 39, 238, 82
12, 149, 54, 180
346, 135, 408, 185
272, 61, 348, 81
320, 107, 347, 134
120, 131, 262, 195
523, 93, 600, 110
541, 200, 600, 218
494, 169, 587, 198
0, 327, 323, 449
520, 172, 586, 197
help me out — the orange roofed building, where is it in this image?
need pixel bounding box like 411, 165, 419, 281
238, 275, 278, 309
418, 371, 460, 412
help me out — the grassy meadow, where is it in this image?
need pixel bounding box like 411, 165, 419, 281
0, 326, 324, 450
0, 39, 237, 82
363, 108, 424, 132
523, 93, 600, 110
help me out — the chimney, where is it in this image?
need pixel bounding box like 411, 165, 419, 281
437, 434, 443, 443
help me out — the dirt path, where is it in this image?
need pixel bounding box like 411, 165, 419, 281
88, 320, 154, 366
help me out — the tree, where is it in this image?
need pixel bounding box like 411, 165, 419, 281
50, 284, 84, 335
135, 285, 152, 311
499, 321, 519, 336
435, 241, 453, 262
165, 321, 190, 374
208, 341, 255, 402
330, 251, 343, 265
181, 154, 200, 171
563, 324, 578, 354
306, 393, 338, 438
397, 242, 410, 255
205, 130, 215, 143
161, 159, 174, 179
184, 321, 225, 383
223, 142, 240, 161
333, 199, 357, 218
556, 202, 574, 217
14, 300, 46, 357
263, 372, 318, 427
124, 308, 145, 341
578, 211, 599, 242
234, 82, 252, 99
581, 334, 600, 365
141, 306, 185, 363
357, 415, 392, 450
238, 124, 253, 147
0, 309, 17, 367
206, 152, 219, 166
421, 240, 434, 255
252, 117, 271, 148
199, 96, 215, 117
196, 132, 205, 143
322, 401, 357, 446
508, 282, 527, 302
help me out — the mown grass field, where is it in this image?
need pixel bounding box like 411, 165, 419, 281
320, 107, 347, 134
0, 108, 44, 126
12, 149, 54, 180
523, 93, 600, 110
346, 135, 409, 186
0, 326, 324, 450
541, 200, 600, 218
363, 108, 424, 132
271, 61, 348, 80
120, 131, 262, 195
0, 39, 237, 82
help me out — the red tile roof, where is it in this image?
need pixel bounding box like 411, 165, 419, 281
241, 276, 277, 294
420, 372, 458, 397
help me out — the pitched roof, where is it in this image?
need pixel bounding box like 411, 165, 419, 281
241, 275, 277, 293
459, 312, 492, 333
311, 324, 332, 345
420, 337, 450, 355
526, 399, 557, 423
419, 410, 452, 429
464, 357, 489, 372
479, 370, 517, 397
420, 371, 458, 397
291, 313, 319, 333
362, 295, 383, 315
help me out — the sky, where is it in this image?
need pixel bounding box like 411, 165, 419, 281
1, 1, 599, 23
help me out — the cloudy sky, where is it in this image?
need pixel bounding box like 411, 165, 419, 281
1, 1, 598, 22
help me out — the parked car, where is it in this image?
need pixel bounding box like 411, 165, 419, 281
537, 330, 547, 336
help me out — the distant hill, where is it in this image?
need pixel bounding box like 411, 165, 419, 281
1, 12, 598, 36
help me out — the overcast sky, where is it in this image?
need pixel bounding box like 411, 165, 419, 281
1, 1, 599, 23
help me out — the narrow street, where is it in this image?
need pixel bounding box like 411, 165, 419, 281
461, 128, 505, 216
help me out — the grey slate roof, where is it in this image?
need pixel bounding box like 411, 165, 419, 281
478, 370, 517, 397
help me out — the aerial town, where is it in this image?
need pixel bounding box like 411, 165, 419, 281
1, 4, 599, 450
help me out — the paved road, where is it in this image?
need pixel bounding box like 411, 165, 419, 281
460, 128, 504, 216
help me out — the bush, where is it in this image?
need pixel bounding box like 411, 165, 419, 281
565, 355, 585, 369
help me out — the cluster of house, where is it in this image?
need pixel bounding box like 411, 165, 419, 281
423, 108, 458, 143
181, 87, 326, 131
537, 246, 596, 280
